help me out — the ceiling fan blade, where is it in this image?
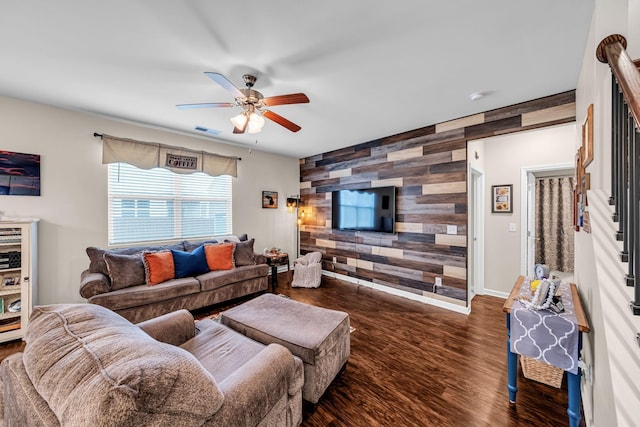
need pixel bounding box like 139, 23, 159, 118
176, 102, 235, 110
262, 110, 302, 132
205, 72, 244, 99
262, 93, 310, 106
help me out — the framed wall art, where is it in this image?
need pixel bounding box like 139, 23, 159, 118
582, 104, 594, 167
491, 184, 513, 213
0, 150, 41, 196
262, 191, 278, 209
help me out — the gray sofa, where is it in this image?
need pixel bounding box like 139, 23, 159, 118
80, 235, 269, 323
0, 304, 303, 426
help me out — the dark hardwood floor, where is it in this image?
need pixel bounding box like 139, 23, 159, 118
0, 273, 583, 426
278, 275, 583, 427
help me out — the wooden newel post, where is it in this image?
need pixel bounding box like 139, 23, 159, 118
597, 34, 640, 127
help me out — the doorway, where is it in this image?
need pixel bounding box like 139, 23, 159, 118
520, 164, 574, 278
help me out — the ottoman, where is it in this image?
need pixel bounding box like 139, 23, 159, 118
220, 293, 350, 404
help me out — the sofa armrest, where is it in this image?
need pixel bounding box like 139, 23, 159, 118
79, 270, 110, 299
136, 309, 195, 346
254, 253, 267, 265
214, 344, 300, 425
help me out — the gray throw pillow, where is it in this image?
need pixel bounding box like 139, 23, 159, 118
104, 252, 146, 290
234, 238, 256, 266
183, 239, 218, 252
87, 243, 185, 275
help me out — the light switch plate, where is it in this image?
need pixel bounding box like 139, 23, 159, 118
447, 225, 457, 235
509, 223, 516, 232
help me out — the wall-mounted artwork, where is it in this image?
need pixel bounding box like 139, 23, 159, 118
262, 191, 278, 209
582, 104, 594, 167
491, 184, 513, 213
0, 151, 40, 196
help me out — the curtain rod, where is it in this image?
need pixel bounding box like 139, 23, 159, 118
93, 132, 241, 161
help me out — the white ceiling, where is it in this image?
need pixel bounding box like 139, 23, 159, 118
0, 1, 594, 159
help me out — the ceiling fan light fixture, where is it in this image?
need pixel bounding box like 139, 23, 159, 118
230, 112, 248, 129
247, 112, 265, 133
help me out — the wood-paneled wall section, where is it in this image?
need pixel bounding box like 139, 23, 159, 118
299, 91, 576, 304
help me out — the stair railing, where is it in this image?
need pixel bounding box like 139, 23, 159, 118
597, 34, 640, 315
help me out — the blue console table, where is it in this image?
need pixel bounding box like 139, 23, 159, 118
503, 276, 590, 427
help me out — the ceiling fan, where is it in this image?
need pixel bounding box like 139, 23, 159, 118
177, 73, 309, 134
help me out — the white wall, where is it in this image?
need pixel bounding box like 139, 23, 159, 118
469, 123, 577, 296
574, 1, 640, 425
0, 95, 299, 305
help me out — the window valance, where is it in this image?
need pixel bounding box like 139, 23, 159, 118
101, 134, 238, 178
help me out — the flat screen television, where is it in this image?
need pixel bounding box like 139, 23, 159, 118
331, 186, 396, 233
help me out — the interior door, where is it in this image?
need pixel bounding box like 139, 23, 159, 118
526, 172, 536, 276
469, 167, 484, 302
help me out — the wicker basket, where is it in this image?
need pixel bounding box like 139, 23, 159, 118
520, 356, 564, 388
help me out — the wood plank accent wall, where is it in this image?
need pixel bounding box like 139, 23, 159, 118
299, 91, 576, 303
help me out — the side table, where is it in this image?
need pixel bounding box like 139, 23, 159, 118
264, 252, 289, 292
503, 275, 590, 427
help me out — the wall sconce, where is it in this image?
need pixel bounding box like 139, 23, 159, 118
286, 197, 299, 213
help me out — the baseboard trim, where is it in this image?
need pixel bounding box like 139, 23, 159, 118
483, 289, 510, 299
322, 270, 471, 315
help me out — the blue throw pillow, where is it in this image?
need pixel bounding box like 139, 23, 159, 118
171, 245, 210, 278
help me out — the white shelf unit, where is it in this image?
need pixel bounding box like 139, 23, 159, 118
0, 219, 38, 343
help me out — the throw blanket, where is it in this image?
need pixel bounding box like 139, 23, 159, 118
510, 278, 579, 374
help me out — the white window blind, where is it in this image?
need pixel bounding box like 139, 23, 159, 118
108, 163, 232, 245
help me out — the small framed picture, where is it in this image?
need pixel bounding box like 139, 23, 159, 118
582, 104, 594, 167
262, 191, 278, 209
491, 184, 513, 213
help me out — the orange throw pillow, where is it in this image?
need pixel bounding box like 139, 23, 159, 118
142, 251, 175, 286
204, 243, 234, 271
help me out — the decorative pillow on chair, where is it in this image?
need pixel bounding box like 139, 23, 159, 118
204, 243, 235, 271
104, 253, 146, 290
142, 251, 176, 286
171, 245, 210, 278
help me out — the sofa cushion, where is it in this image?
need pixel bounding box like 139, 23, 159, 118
89, 277, 201, 311
197, 264, 269, 292
143, 251, 175, 286
172, 245, 209, 278
87, 243, 185, 276
23, 304, 224, 426
204, 243, 235, 271
234, 238, 256, 266
182, 318, 266, 383
104, 252, 146, 290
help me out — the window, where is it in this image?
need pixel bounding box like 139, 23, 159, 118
108, 163, 232, 245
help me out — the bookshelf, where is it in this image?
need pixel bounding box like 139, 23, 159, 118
0, 219, 38, 343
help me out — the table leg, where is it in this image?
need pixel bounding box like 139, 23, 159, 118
271, 265, 278, 291
567, 333, 583, 427
506, 313, 518, 403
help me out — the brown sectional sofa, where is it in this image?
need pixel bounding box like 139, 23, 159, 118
79, 235, 269, 323
0, 304, 303, 426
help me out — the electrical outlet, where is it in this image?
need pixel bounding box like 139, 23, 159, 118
332, 256, 337, 263
434, 277, 442, 287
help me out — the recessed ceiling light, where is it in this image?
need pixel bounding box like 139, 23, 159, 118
469, 92, 485, 101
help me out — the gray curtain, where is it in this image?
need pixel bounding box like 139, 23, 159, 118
535, 177, 574, 272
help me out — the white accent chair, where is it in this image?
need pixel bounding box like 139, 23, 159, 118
291, 252, 322, 288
